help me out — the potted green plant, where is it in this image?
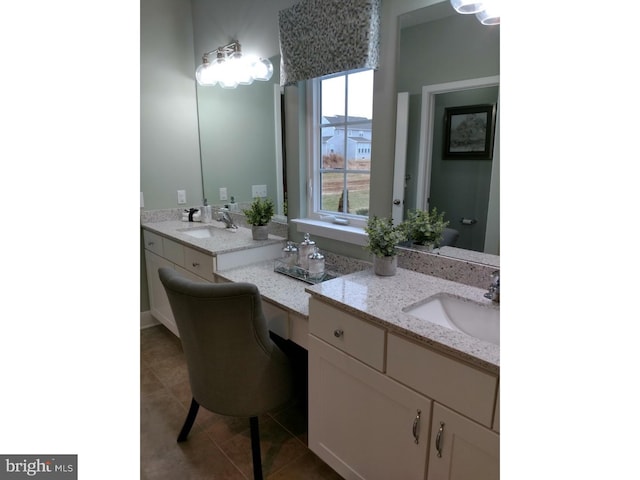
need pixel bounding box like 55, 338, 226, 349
401, 207, 449, 251
364, 216, 407, 276
242, 197, 275, 240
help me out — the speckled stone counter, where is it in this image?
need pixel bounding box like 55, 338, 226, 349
215, 259, 314, 317
305, 268, 499, 374
217, 259, 499, 374
141, 220, 286, 256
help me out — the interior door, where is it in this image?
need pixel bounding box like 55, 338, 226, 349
391, 92, 409, 225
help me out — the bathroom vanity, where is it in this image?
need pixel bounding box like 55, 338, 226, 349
215, 259, 499, 480
141, 220, 285, 336
304, 270, 499, 480
142, 220, 499, 480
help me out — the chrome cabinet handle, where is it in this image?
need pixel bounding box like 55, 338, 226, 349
435, 422, 445, 457
147, 241, 154, 246
333, 329, 343, 338
192, 262, 200, 267
412, 409, 421, 444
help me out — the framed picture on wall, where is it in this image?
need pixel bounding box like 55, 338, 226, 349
443, 104, 496, 159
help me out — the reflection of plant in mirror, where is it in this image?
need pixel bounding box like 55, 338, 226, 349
365, 216, 407, 258
401, 207, 449, 247
242, 197, 274, 226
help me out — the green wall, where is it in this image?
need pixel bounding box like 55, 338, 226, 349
140, 0, 202, 211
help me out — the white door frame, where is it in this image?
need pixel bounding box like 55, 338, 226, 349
416, 75, 500, 210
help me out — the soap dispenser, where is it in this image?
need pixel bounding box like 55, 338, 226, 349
202, 199, 212, 223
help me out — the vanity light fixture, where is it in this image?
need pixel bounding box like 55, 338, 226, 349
449, 0, 500, 25
195, 41, 274, 88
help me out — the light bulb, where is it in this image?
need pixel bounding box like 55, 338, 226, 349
229, 52, 255, 85
195, 62, 216, 86
450, 0, 485, 14
475, 8, 499, 25
251, 58, 273, 81
475, 0, 499, 24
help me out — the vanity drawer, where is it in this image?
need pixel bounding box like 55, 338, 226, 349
309, 298, 385, 371
387, 333, 497, 427
183, 246, 215, 282
143, 230, 163, 256
163, 238, 185, 266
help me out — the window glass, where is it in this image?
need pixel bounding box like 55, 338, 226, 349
314, 69, 373, 220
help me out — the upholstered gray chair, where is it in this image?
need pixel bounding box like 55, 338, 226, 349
438, 227, 460, 247
158, 267, 293, 480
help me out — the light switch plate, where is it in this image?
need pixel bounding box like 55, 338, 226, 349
251, 184, 267, 198
219, 187, 228, 201
177, 189, 187, 204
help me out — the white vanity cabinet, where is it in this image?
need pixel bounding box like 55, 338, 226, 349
308, 299, 431, 480
427, 403, 499, 480
308, 297, 500, 480
145, 250, 178, 335
143, 229, 216, 336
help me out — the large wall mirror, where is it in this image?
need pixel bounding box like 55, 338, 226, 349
397, 2, 500, 261
196, 57, 287, 219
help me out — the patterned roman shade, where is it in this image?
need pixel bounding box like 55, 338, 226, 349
278, 0, 381, 86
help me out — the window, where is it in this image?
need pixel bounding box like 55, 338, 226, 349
308, 69, 373, 227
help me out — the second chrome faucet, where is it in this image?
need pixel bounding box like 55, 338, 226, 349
484, 270, 500, 303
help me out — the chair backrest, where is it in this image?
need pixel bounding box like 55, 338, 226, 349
439, 227, 460, 247
158, 267, 292, 417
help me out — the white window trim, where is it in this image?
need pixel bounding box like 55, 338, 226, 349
290, 218, 368, 246
295, 73, 371, 244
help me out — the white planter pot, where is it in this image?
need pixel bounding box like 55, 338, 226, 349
373, 255, 397, 276
252, 225, 269, 240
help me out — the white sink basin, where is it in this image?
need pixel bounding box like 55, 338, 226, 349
179, 224, 235, 238
403, 293, 499, 345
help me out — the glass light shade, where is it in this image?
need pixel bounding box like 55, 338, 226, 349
195, 62, 216, 86
251, 58, 273, 81
476, 7, 499, 25
217, 60, 239, 89
229, 52, 255, 85
450, 0, 486, 14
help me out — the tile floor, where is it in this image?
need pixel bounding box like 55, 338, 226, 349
141, 324, 344, 480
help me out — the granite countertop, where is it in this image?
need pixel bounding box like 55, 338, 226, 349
141, 220, 286, 256
215, 259, 313, 318
305, 268, 499, 374
217, 259, 499, 375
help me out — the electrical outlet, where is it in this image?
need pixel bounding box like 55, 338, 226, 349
219, 187, 228, 201
177, 189, 187, 204
251, 184, 267, 198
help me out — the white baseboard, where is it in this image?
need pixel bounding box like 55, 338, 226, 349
140, 311, 159, 329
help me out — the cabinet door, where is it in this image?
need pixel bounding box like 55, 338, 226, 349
428, 403, 499, 480
145, 250, 179, 337
309, 335, 431, 480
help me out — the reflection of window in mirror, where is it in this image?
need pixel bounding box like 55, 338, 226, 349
309, 69, 373, 228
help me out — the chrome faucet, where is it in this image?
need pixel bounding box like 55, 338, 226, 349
484, 270, 500, 303
217, 208, 238, 229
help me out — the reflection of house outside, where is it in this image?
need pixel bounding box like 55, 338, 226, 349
321, 115, 372, 161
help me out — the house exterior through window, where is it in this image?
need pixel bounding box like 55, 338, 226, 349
309, 69, 373, 224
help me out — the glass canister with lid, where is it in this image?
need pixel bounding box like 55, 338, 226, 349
281, 241, 298, 272
307, 246, 325, 281
297, 233, 315, 270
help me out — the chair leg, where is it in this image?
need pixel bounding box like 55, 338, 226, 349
249, 416, 263, 480
177, 397, 200, 442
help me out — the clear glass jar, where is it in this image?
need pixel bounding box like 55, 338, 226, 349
307, 246, 325, 281
282, 241, 298, 272
297, 233, 315, 270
